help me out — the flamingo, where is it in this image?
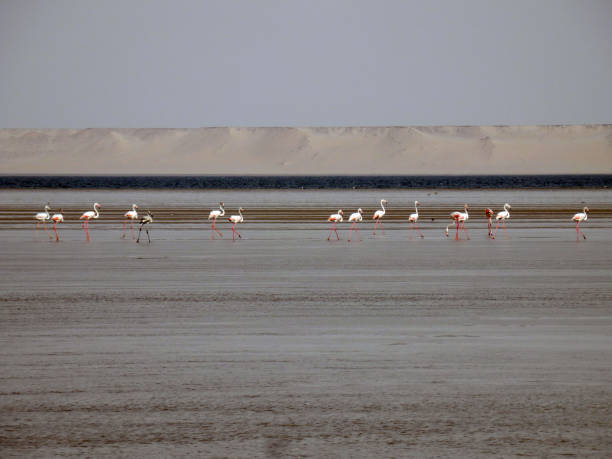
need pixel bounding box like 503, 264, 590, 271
447, 204, 470, 240
34, 204, 53, 240
51, 209, 64, 242
347, 208, 363, 242
492, 203, 511, 239
372, 199, 388, 235
484, 208, 495, 238
408, 200, 424, 239
80, 202, 101, 242
327, 209, 343, 241
136, 210, 153, 244
122, 203, 138, 239
228, 207, 244, 241
572, 207, 589, 241
208, 202, 225, 239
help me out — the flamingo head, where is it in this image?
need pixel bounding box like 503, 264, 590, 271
358, 208, 363, 214
415, 201, 420, 206
584, 206, 589, 213
133, 204, 139, 209
339, 210, 344, 215
239, 207, 244, 212
464, 204, 470, 211
382, 199, 388, 204
220, 202, 224, 206
44, 204, 51, 211
505, 203, 511, 209
94, 202, 101, 208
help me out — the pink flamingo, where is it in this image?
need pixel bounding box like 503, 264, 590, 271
80, 202, 101, 242
372, 199, 387, 235
492, 203, 511, 239
327, 209, 343, 241
408, 200, 424, 239
122, 204, 138, 239
208, 202, 225, 239
51, 209, 64, 242
485, 208, 494, 238
446, 204, 470, 240
572, 207, 589, 241
347, 208, 363, 242
228, 207, 244, 241
34, 204, 53, 240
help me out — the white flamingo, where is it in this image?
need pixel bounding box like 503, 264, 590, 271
327, 209, 344, 241
447, 204, 470, 240
136, 211, 154, 244
492, 203, 511, 239
347, 208, 363, 242
372, 199, 388, 235
228, 207, 244, 241
122, 203, 139, 239
408, 200, 424, 239
208, 202, 225, 239
80, 202, 101, 242
572, 207, 589, 241
34, 204, 53, 240
51, 209, 64, 242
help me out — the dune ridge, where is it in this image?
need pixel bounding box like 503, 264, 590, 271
1, 125, 610, 174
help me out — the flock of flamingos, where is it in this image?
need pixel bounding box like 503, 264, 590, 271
33, 199, 591, 243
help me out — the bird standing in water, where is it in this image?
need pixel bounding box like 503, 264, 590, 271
447, 204, 470, 240
347, 208, 363, 242
408, 200, 424, 239
80, 202, 101, 242
228, 207, 244, 241
327, 209, 344, 241
137, 210, 154, 244
572, 207, 589, 241
372, 199, 387, 235
51, 208, 64, 242
485, 208, 494, 238
208, 202, 225, 239
34, 204, 53, 240
492, 203, 511, 239
122, 203, 139, 239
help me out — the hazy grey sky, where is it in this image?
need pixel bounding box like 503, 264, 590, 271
1, 0, 611, 128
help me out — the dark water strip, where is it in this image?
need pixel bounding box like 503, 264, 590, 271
1, 175, 611, 189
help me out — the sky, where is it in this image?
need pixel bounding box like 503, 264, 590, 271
0, 0, 611, 128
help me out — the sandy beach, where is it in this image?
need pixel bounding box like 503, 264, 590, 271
1, 189, 612, 457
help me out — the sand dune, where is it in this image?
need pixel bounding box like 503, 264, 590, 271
0, 125, 611, 174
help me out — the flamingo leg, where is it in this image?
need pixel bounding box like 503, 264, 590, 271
576, 222, 586, 240
461, 221, 470, 240
211, 219, 223, 239
488, 218, 493, 238
53, 222, 59, 242
43, 221, 53, 240
130, 220, 135, 239
502, 221, 509, 239
373, 219, 378, 235
493, 221, 500, 239
380, 221, 385, 235
85, 220, 90, 242
415, 222, 424, 238
355, 226, 361, 242
348, 222, 355, 242
455, 220, 459, 240
146, 228, 151, 243
122, 220, 127, 239
409, 223, 413, 240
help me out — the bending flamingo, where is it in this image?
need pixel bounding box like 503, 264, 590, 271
372, 199, 388, 235
80, 202, 101, 242
51, 208, 64, 242
492, 203, 511, 239
447, 204, 470, 240
122, 203, 138, 239
327, 209, 343, 241
34, 204, 53, 240
408, 200, 424, 239
228, 207, 244, 241
208, 202, 225, 239
347, 208, 363, 242
572, 207, 589, 241
485, 208, 494, 238
136, 210, 153, 244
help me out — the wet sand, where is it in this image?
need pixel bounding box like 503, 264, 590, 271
1, 190, 612, 457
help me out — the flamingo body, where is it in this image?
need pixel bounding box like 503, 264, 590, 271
208, 202, 225, 239
80, 203, 101, 242
34, 205, 53, 240
327, 209, 343, 240
408, 200, 424, 239
372, 199, 387, 235
228, 207, 244, 241
348, 208, 363, 242
492, 203, 511, 239
572, 207, 589, 241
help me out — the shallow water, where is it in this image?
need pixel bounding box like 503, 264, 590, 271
1, 190, 612, 457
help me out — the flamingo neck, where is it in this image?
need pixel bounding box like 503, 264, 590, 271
380, 201, 386, 213
239, 209, 243, 218
219, 205, 225, 216
414, 203, 419, 216
93, 205, 99, 218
